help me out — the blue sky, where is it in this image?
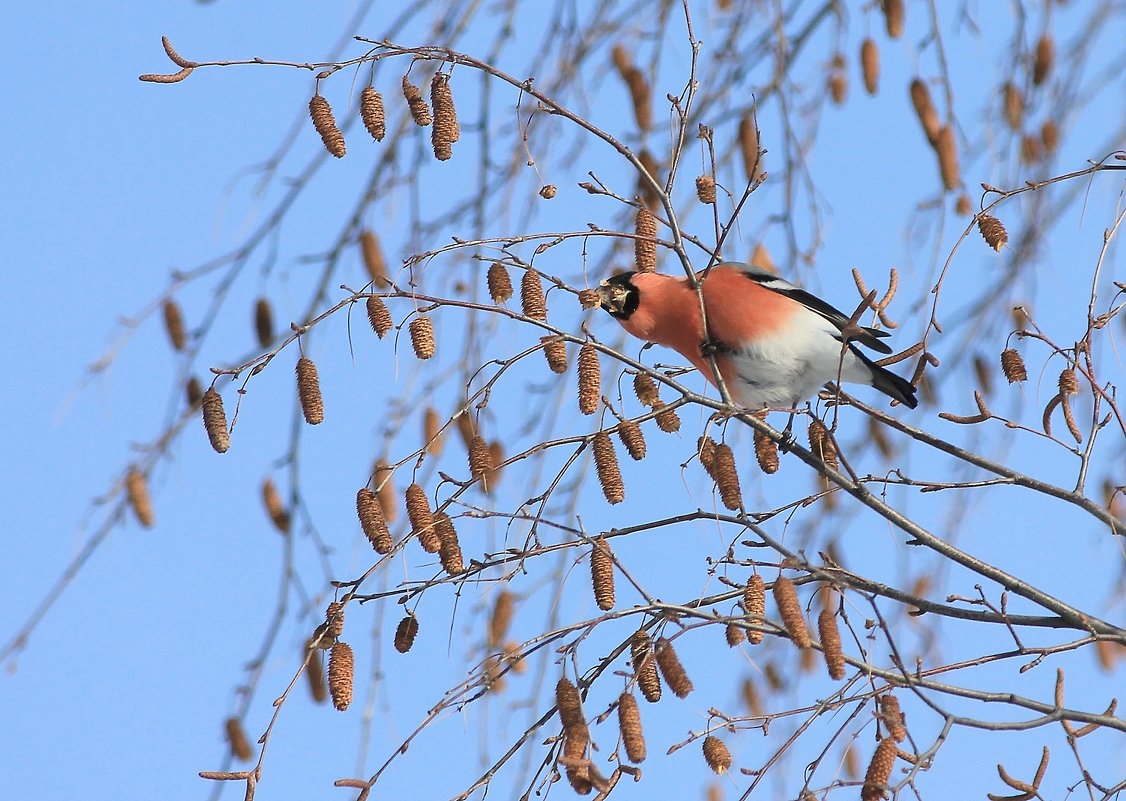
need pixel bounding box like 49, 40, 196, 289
3, 2, 1125, 800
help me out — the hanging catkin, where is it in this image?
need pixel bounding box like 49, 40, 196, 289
309, 95, 346, 158
359, 86, 385, 141
402, 74, 432, 126
202, 388, 230, 453
296, 356, 325, 424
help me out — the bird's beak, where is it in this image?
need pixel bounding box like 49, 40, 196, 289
593, 280, 626, 315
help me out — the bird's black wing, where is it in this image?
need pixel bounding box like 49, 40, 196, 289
728, 265, 893, 354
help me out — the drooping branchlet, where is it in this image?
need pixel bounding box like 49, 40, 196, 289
309, 94, 346, 158
296, 356, 325, 425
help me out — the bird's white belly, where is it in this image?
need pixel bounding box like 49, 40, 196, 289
723, 316, 870, 408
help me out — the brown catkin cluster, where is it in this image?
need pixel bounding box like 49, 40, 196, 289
486, 441, 505, 492
125, 466, 154, 528
394, 614, 419, 653
882, 0, 904, 38
592, 431, 625, 505
611, 46, 652, 131
655, 639, 693, 698
356, 487, 392, 554
818, 608, 846, 680
309, 95, 346, 158
590, 538, 616, 610
366, 296, 393, 338
555, 678, 591, 794
738, 111, 763, 182
405, 483, 438, 552
326, 601, 345, 639
1033, 35, 1055, 85
703, 736, 733, 774
521, 270, 547, 320
955, 194, 973, 216
577, 343, 601, 415
618, 419, 646, 461
487, 262, 514, 303
261, 478, 290, 534
635, 205, 658, 273
435, 513, 464, 574
631, 630, 662, 702
402, 74, 432, 126
807, 419, 838, 471
541, 337, 568, 374
861, 38, 880, 94
254, 297, 273, 347
577, 288, 600, 309
909, 79, 940, 146
360, 229, 389, 287
861, 738, 898, 801
1041, 119, 1060, 153
328, 641, 354, 710
617, 692, 646, 763
712, 443, 744, 510
296, 356, 325, 425
225, 717, 253, 761
556, 677, 584, 729
774, 577, 811, 648
725, 622, 745, 647
202, 388, 230, 453
468, 435, 494, 489
633, 372, 659, 407
880, 694, 907, 742
373, 459, 398, 522
828, 54, 847, 105
695, 175, 716, 204
653, 400, 681, 433
359, 86, 385, 141
430, 73, 458, 160
488, 590, 515, 648
744, 575, 766, 645
163, 300, 187, 351
1001, 349, 1027, 383
409, 316, 436, 359
753, 427, 779, 475
539, 184, 557, 199
977, 214, 1008, 251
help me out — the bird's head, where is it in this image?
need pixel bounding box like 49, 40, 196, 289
593, 272, 640, 319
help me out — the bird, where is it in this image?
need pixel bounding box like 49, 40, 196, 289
593, 262, 918, 412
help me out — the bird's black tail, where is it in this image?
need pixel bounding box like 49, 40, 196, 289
854, 349, 919, 408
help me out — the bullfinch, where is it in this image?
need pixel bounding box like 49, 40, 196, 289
593, 262, 918, 411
